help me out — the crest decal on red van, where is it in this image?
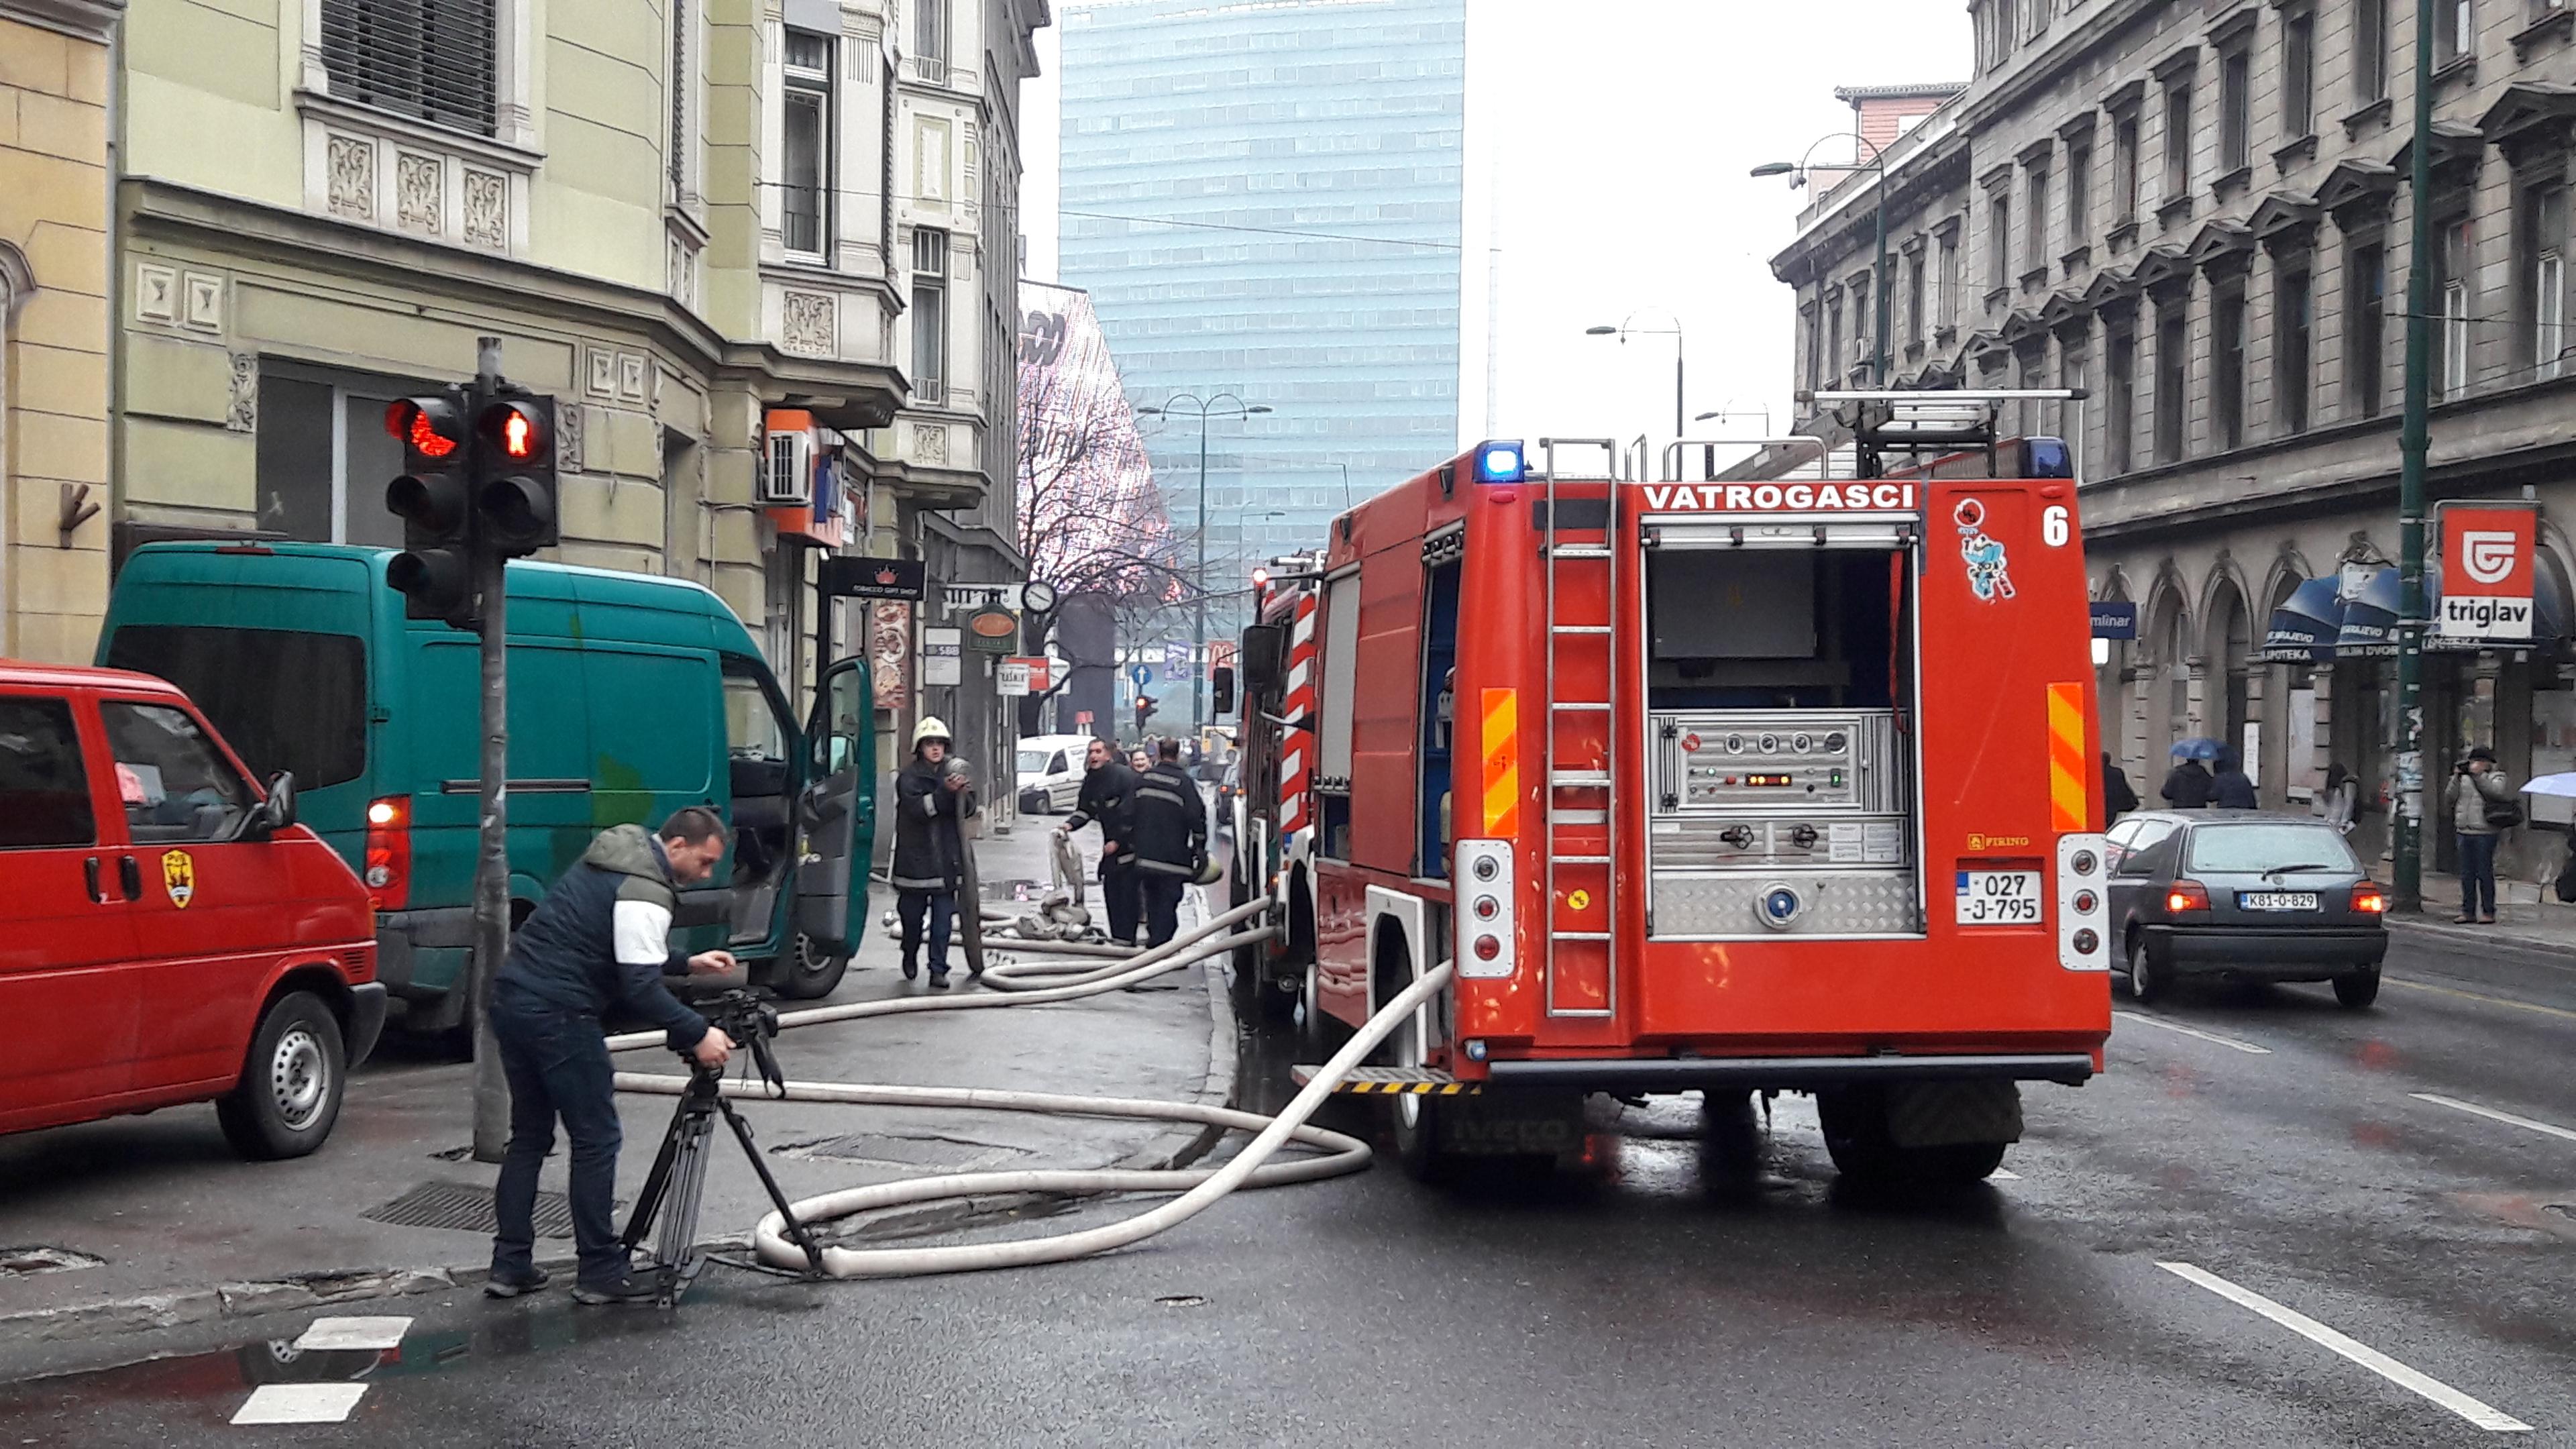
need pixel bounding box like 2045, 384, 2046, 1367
162, 849, 197, 909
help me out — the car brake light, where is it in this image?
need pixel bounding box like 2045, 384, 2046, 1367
2165, 879, 2210, 913
2351, 883, 2390, 914
364, 794, 413, 911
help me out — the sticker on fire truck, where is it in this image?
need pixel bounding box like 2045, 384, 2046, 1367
1953, 499, 2016, 602
1955, 869, 2042, 926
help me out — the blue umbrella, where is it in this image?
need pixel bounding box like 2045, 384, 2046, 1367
2169, 737, 2223, 761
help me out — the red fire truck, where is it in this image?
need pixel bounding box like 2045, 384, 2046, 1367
1231, 393, 2112, 1184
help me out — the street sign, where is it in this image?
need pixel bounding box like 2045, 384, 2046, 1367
1075, 710, 1094, 725
820, 555, 927, 601
2089, 601, 2138, 639
1128, 661, 1153, 691
922, 626, 962, 686
996, 660, 1031, 696
1006, 654, 1051, 692
2435, 501, 2538, 642
965, 604, 1018, 653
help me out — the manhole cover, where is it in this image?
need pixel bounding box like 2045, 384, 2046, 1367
363, 1181, 609, 1239
0, 1246, 105, 1277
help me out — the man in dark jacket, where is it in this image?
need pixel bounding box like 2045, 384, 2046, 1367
892, 716, 977, 986
488, 809, 737, 1305
1127, 738, 1208, 948
2211, 750, 2258, 810
2102, 752, 2140, 824
1061, 737, 1140, 946
2161, 755, 2215, 809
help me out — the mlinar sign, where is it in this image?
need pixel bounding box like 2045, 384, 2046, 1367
2435, 502, 2537, 643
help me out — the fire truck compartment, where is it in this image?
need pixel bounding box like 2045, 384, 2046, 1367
1642, 541, 1921, 940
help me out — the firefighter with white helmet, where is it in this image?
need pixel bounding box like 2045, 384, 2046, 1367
892, 716, 977, 987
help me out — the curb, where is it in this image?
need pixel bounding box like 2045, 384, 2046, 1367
2385, 916, 2576, 956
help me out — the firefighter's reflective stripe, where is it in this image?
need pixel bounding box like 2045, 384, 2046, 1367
1281, 591, 1319, 836
2047, 682, 2088, 831
1481, 687, 1519, 837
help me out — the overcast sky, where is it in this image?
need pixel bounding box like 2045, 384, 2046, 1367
1018, 1, 1970, 456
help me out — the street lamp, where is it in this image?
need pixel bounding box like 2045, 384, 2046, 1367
1753, 133, 1892, 387
1136, 392, 1273, 733
1585, 313, 1685, 438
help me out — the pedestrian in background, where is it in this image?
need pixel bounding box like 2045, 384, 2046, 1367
1063, 736, 1141, 947
2319, 762, 2359, 835
2211, 750, 2257, 810
1129, 746, 1152, 774
2447, 745, 2518, 925
1127, 737, 1208, 949
2102, 752, 2139, 825
486, 809, 737, 1306
2161, 753, 2214, 810
892, 716, 977, 987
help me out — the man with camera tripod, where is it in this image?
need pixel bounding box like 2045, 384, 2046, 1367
486, 808, 741, 1306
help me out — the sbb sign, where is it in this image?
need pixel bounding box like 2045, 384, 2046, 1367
2436, 503, 2537, 642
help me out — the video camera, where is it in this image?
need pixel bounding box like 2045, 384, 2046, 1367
682, 986, 786, 1095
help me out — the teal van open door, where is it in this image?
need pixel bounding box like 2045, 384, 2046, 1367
788, 657, 874, 995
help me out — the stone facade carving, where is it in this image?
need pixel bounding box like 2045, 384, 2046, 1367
225, 353, 257, 433
588, 347, 619, 397
182, 272, 222, 332
782, 290, 835, 357
911, 422, 947, 464
396, 153, 442, 234
617, 353, 648, 402
557, 400, 586, 471
463, 170, 507, 250
327, 134, 374, 220
134, 262, 176, 323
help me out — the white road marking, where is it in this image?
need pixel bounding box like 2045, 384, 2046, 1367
1990, 1167, 2023, 1181
2112, 1010, 2272, 1055
2157, 1262, 2532, 1434
294, 1316, 412, 1352
2409, 1092, 2576, 1145
231, 1383, 370, 1426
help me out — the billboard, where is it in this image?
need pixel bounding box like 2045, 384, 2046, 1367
2436, 502, 2537, 643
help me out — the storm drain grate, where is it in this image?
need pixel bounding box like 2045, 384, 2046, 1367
0, 1246, 105, 1277
363, 1181, 610, 1240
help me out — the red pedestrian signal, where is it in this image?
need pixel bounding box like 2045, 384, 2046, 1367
385, 389, 478, 627
478, 400, 551, 466
473, 396, 558, 557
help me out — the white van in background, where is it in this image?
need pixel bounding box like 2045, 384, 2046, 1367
1016, 734, 1093, 813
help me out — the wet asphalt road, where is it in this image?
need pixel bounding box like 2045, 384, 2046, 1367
5, 925, 2575, 1447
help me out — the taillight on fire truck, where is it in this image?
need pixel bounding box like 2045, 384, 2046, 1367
1455, 839, 1516, 979
364, 795, 413, 911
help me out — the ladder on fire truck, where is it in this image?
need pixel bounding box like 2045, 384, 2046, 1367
1535, 438, 1621, 1018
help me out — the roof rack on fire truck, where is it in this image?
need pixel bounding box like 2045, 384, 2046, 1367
1806, 388, 2089, 479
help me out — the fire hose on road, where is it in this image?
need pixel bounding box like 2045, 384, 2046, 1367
601, 896, 1453, 1281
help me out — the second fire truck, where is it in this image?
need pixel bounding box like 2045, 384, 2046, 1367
1230, 393, 2112, 1184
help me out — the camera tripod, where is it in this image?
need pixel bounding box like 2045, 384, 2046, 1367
616, 991, 827, 1307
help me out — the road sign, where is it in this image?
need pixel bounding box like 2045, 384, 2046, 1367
922, 627, 962, 686
996, 660, 1031, 696
1128, 661, 1153, 691
1006, 655, 1051, 691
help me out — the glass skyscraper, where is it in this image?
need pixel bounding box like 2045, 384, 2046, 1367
1056, 0, 1466, 629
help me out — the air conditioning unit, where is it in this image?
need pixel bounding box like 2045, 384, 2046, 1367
761, 429, 813, 506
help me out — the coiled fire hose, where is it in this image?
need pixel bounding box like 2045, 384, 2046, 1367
602, 896, 1454, 1279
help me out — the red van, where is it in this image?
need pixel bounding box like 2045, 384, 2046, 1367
1, 661, 384, 1158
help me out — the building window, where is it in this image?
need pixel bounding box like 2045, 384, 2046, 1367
912, 227, 949, 403
2112, 113, 2141, 223
1938, 230, 1962, 326
1850, 270, 1872, 371
254, 373, 417, 551
318, 0, 498, 137
2276, 262, 2313, 433
1989, 190, 2012, 292
2526, 182, 2567, 380
2218, 49, 2250, 176
2106, 323, 2135, 474
2155, 301, 2188, 462
782, 29, 833, 256
2348, 238, 2387, 417
1827, 292, 1843, 380
2212, 281, 2247, 449
2283, 11, 2315, 137
914, 0, 949, 80
2060, 347, 2088, 459
2358, 0, 2390, 102
1907, 253, 1926, 344
668, 0, 690, 200
2438, 217, 2472, 398
1804, 307, 1823, 394
2026, 165, 2050, 278
2066, 136, 2092, 250
2163, 81, 2192, 201
2437, 0, 2473, 65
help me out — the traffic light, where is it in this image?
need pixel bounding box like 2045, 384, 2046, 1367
474, 394, 557, 557
1134, 694, 1156, 737
1250, 566, 1271, 591
384, 391, 478, 626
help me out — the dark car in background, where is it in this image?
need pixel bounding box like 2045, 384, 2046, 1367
2106, 811, 2390, 1008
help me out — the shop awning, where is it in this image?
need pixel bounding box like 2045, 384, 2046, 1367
2260, 578, 2344, 662
2333, 567, 2404, 658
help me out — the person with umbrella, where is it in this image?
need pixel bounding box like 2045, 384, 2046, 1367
2521, 771, 2576, 902
2161, 739, 2217, 810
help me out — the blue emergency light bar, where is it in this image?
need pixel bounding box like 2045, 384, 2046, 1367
1475, 439, 1527, 483
2023, 437, 2073, 478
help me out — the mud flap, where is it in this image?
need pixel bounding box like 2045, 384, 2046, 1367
1425, 1091, 1588, 1160
1884, 1080, 2023, 1149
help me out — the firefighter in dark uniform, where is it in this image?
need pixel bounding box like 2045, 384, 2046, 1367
1128, 737, 1208, 948
1061, 737, 1142, 946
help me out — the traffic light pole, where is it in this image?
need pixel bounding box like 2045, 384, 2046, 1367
468, 337, 513, 1163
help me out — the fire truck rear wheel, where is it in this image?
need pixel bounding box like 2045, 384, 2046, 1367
1815, 1087, 2007, 1186
1701, 1091, 1764, 1181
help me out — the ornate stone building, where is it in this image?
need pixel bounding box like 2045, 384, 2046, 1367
1772, 0, 2576, 883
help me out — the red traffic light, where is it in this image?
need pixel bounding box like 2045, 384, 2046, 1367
478, 400, 551, 466
386, 398, 463, 460
1251, 567, 1271, 588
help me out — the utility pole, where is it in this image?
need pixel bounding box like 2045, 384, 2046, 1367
2393, 0, 2435, 913
468, 343, 512, 1160
1195, 405, 1210, 733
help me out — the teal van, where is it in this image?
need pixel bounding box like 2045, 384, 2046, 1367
99, 542, 875, 1031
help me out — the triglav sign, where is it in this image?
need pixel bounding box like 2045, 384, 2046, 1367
2435, 502, 2537, 643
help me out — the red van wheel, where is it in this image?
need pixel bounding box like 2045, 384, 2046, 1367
217, 991, 347, 1161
